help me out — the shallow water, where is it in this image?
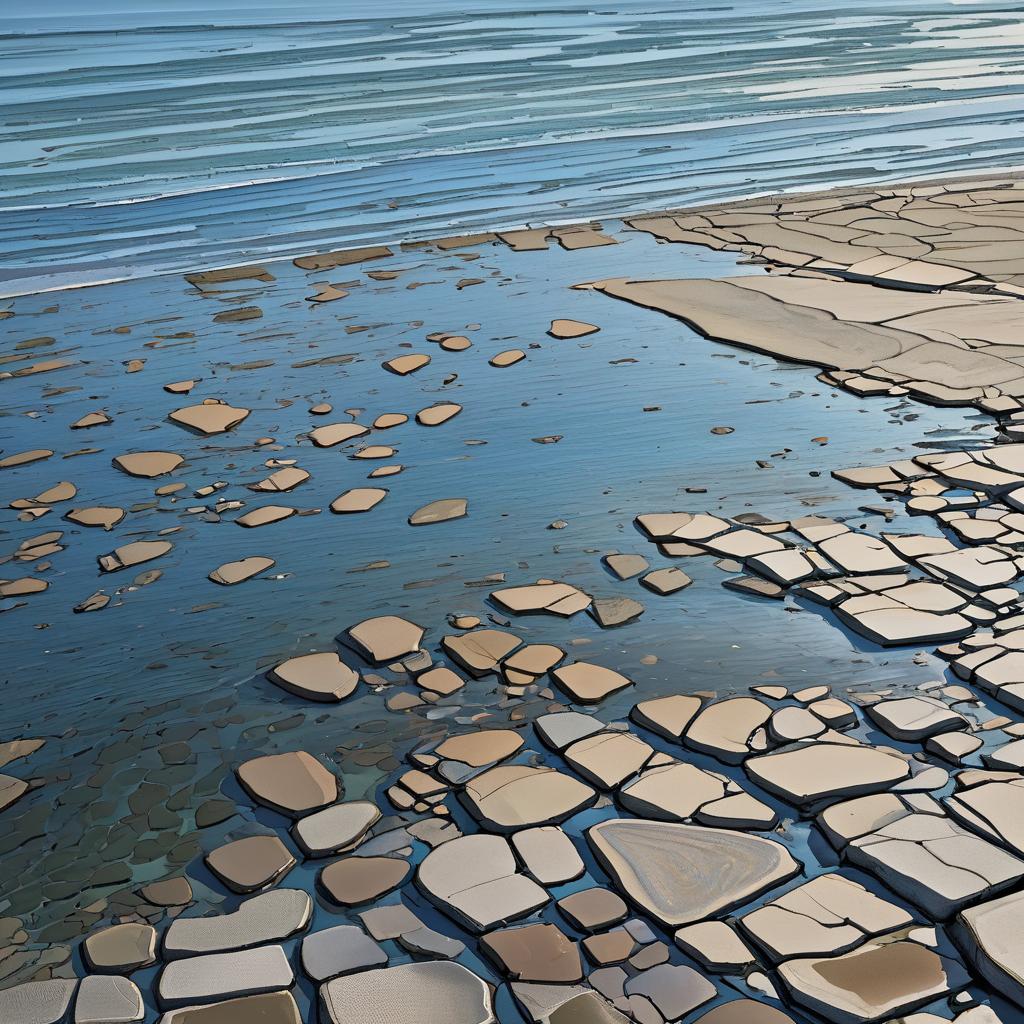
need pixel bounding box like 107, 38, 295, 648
3, 0, 1024, 292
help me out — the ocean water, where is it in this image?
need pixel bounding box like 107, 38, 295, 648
2, 0, 1024, 292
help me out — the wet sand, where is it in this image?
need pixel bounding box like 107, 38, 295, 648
3, 175, 1024, 1024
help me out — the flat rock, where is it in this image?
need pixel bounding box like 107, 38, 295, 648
0, 980, 77, 1024
319, 962, 494, 1024
535, 711, 606, 750
417, 403, 462, 426
693, 1000, 796, 1024
846, 812, 1024, 918
511, 826, 585, 886
641, 567, 692, 594
74, 976, 144, 1024
330, 487, 387, 513
435, 728, 524, 767
442, 629, 521, 676
169, 403, 250, 435
462, 764, 596, 831
157, 945, 293, 1009
320, 856, 410, 905
866, 696, 968, 741
416, 833, 548, 932
163, 888, 311, 958
383, 353, 430, 375
491, 582, 591, 616
490, 349, 525, 367
746, 742, 910, 807
409, 498, 467, 525
236, 750, 338, 817
157, 992, 300, 1024
673, 921, 756, 973
564, 732, 652, 789
113, 451, 183, 477
309, 423, 368, 448
956, 889, 1024, 1008
619, 762, 726, 821
267, 652, 358, 702
558, 888, 627, 932
300, 924, 387, 982
346, 615, 424, 663
590, 596, 645, 627
84, 923, 156, 973
551, 662, 632, 704
739, 873, 912, 963
209, 555, 275, 585
235, 505, 296, 528
205, 835, 296, 893
684, 697, 772, 764
588, 819, 799, 927
631, 694, 703, 740
624, 963, 717, 1021
549, 319, 599, 338
98, 540, 172, 573
777, 938, 964, 1024
293, 800, 380, 857
482, 923, 582, 983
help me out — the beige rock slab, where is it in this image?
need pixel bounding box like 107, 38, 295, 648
236, 750, 338, 817
551, 662, 633, 704
417, 402, 462, 426
248, 467, 309, 492
416, 833, 549, 932
113, 452, 183, 477
157, 945, 293, 1009
98, 540, 172, 573
490, 349, 526, 367
169, 403, 250, 435
292, 800, 380, 857
209, 555, 275, 585
330, 487, 387, 513
587, 819, 799, 927
162, 888, 311, 957
267, 652, 358, 702
435, 728, 524, 767
309, 423, 369, 448
746, 742, 910, 807
684, 697, 772, 764
673, 921, 757, 973
235, 505, 296, 528
462, 764, 596, 832
630, 694, 703, 740
777, 938, 962, 1024
564, 732, 653, 790
549, 319, 600, 339
956, 889, 1024, 1009
346, 614, 424, 663
0, 980, 78, 1024
739, 873, 912, 963
65, 506, 126, 530
409, 498, 467, 525
442, 629, 521, 676
319, 962, 495, 1024
619, 762, 726, 821
383, 353, 430, 375
511, 826, 585, 887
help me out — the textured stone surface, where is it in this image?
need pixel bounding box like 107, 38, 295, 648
0, 980, 77, 1024
588, 819, 799, 926
777, 938, 965, 1024
292, 800, 380, 857
956, 889, 1024, 1009
236, 750, 338, 817
319, 962, 495, 1024
163, 888, 311, 957
156, 992, 301, 1024
74, 976, 144, 1024
83, 923, 156, 973
157, 945, 294, 1008
205, 835, 295, 893
300, 924, 388, 982
417, 833, 548, 932
462, 764, 596, 831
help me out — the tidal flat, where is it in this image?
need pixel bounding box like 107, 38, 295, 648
3, 176, 1024, 1024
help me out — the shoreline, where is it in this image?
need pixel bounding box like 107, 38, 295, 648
4, 163, 1024, 301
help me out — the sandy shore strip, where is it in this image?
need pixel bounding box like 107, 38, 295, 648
4, 175, 1024, 1023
